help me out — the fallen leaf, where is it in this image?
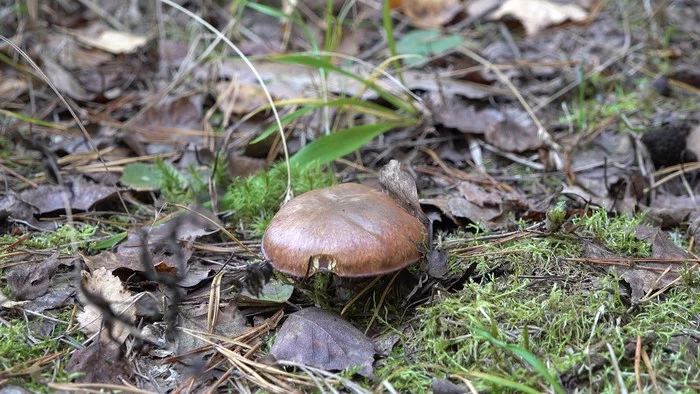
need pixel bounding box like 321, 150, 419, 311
485, 114, 542, 153
448, 196, 503, 230
0, 76, 28, 98
489, 0, 588, 35
433, 102, 502, 134
128, 95, 203, 154
215, 83, 267, 115
174, 303, 248, 354
6, 252, 62, 301
646, 194, 698, 228
40, 56, 92, 101
159, 39, 191, 68
0, 191, 50, 230
74, 26, 148, 54
583, 226, 689, 303
66, 341, 132, 384
405, 71, 504, 99
239, 279, 294, 305
432, 378, 467, 394
23, 284, 76, 313
205, 60, 500, 103
635, 225, 690, 260
456, 181, 502, 207
77, 267, 136, 343
396, 29, 464, 67
86, 211, 218, 277
19, 176, 119, 214
226, 152, 267, 179
0, 386, 32, 394
401, 0, 463, 29
120, 163, 162, 191
270, 307, 376, 378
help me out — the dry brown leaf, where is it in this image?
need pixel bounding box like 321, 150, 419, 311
77, 267, 136, 343
490, 0, 588, 35
41, 56, 92, 101
270, 307, 376, 378
215, 83, 267, 115
484, 111, 542, 153
0, 76, 28, 98
400, 0, 464, 29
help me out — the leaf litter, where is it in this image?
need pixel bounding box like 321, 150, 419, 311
0, 0, 699, 392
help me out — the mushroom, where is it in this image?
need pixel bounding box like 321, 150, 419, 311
261, 183, 427, 277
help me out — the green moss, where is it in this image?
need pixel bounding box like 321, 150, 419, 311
17, 224, 98, 252
221, 162, 336, 235
377, 276, 699, 392
575, 209, 651, 257
0, 311, 82, 392
380, 209, 697, 392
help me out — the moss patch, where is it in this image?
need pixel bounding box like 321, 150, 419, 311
376, 210, 699, 392
0, 309, 82, 392
221, 162, 336, 235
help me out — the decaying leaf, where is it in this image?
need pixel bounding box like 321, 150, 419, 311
77, 267, 136, 343
270, 307, 376, 378
23, 284, 76, 313
433, 102, 502, 134
457, 181, 502, 207
128, 95, 204, 154
175, 303, 248, 354
427, 249, 449, 278
6, 252, 62, 301
66, 341, 132, 384
488, 0, 589, 35
448, 197, 504, 230
40, 56, 92, 101
401, 0, 463, 29
207, 60, 499, 103
583, 226, 690, 303
0, 76, 28, 98
0, 191, 49, 230
19, 176, 119, 214
636, 225, 690, 260
485, 114, 542, 153
215, 83, 267, 115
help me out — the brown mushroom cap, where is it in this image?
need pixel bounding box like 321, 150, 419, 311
261, 183, 426, 277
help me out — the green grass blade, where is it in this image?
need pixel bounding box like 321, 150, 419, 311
90, 232, 127, 251
290, 122, 401, 167
270, 54, 416, 115
467, 371, 541, 394
0, 109, 68, 130
471, 327, 565, 394
251, 98, 410, 144
383, 0, 404, 84
251, 106, 316, 144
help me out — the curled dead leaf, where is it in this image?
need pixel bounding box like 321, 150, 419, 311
77, 267, 136, 343
74, 25, 148, 54
401, 0, 463, 29
485, 0, 588, 35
